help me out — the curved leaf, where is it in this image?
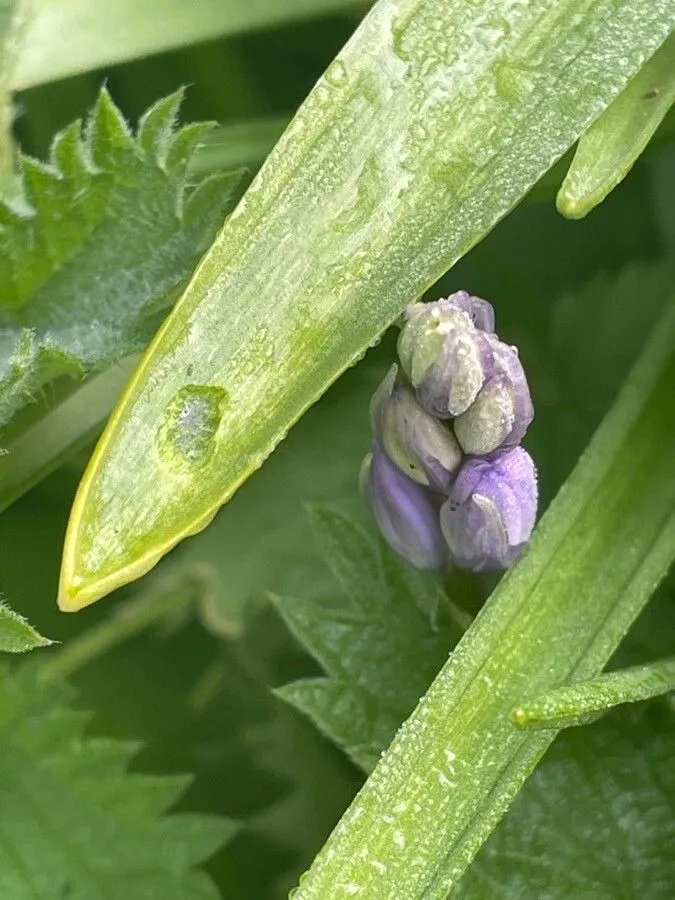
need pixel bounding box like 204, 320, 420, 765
58, 0, 675, 610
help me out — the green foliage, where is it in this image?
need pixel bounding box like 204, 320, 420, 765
56, 0, 675, 613
0, 87, 243, 429
0, 601, 50, 652
14, 0, 367, 90
293, 286, 675, 898
180, 345, 389, 636
0, 665, 238, 898
558, 34, 675, 218
513, 657, 675, 730
457, 706, 675, 898
274, 508, 462, 771
2, 1, 675, 898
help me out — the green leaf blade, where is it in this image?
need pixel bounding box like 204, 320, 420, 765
273, 509, 463, 771
558, 33, 675, 219
58, 0, 675, 611
0, 667, 238, 899
14, 0, 369, 90
0, 602, 50, 653
457, 708, 675, 898
513, 657, 675, 730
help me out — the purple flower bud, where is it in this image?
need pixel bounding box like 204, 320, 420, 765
361, 442, 446, 569
453, 336, 534, 456
371, 365, 462, 492
444, 290, 495, 333
398, 298, 494, 419
439, 447, 537, 571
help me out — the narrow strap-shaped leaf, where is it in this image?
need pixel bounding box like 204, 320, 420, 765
558, 32, 675, 219
292, 292, 675, 898
512, 657, 675, 730
14, 0, 368, 90
58, 0, 675, 611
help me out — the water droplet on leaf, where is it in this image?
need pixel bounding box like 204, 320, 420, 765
157, 384, 228, 470
326, 59, 347, 86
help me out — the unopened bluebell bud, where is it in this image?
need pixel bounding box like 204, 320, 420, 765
371, 365, 462, 492
398, 294, 495, 419
361, 442, 446, 569
445, 290, 495, 333
439, 447, 537, 571
453, 336, 534, 455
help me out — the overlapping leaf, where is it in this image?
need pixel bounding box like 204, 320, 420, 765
0, 88, 243, 429
456, 706, 675, 898
274, 508, 463, 771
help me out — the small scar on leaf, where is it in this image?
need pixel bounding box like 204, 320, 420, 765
643, 88, 660, 100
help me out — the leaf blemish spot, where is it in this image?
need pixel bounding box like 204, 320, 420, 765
157, 384, 229, 470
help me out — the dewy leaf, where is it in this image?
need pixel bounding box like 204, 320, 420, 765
558, 33, 675, 219
14, 0, 369, 90
456, 707, 675, 898
0, 600, 51, 652
58, 0, 675, 611
176, 346, 389, 637
0, 665, 238, 899
0, 87, 244, 430
274, 508, 459, 772
512, 657, 675, 730
292, 289, 675, 898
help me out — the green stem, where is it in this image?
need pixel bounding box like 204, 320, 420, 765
39, 569, 206, 682
512, 657, 675, 730
294, 296, 675, 898
189, 116, 289, 177
0, 358, 139, 513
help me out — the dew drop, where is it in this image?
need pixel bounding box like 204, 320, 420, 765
315, 83, 331, 105
493, 59, 536, 105
325, 59, 347, 86
157, 384, 228, 470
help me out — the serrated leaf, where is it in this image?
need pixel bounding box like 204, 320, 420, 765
456, 707, 675, 898
558, 34, 675, 219
274, 509, 461, 771
58, 0, 675, 612
0, 87, 244, 430
0, 666, 238, 899
0, 600, 50, 652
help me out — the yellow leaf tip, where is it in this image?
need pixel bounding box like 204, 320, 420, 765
555, 190, 586, 220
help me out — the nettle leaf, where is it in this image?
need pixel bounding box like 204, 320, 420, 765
274, 508, 461, 771
0, 600, 50, 652
0, 87, 244, 429
456, 706, 675, 898
0, 666, 238, 899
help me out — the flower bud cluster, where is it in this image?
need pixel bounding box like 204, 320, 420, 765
361, 291, 538, 572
